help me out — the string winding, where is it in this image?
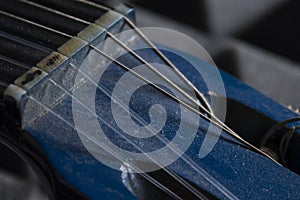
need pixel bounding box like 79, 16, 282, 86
2, 0, 290, 199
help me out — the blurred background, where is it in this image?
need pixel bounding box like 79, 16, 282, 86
128, 0, 300, 110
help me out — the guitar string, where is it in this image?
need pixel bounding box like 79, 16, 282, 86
20, 0, 237, 141
1, 1, 284, 197
279, 127, 296, 166
78, 0, 285, 164
260, 116, 300, 148
76, 0, 213, 122
0, 9, 187, 200
70, 58, 238, 200
12, 1, 224, 196
0, 30, 52, 54
0, 3, 284, 198
27, 96, 183, 200
0, 54, 32, 70
20, 0, 215, 133
50, 0, 282, 163
1, 4, 216, 198
0, 3, 278, 198
260, 117, 300, 166
2, 1, 244, 152
19, 0, 280, 164
281, 126, 298, 165
48, 69, 209, 200
0, 7, 238, 199
76, 0, 240, 152
1, 1, 239, 199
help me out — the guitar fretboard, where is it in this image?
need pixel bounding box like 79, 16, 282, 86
0, 0, 133, 97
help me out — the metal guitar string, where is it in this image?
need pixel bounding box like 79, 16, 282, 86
27, 95, 183, 200
0, 30, 52, 53
59, 0, 281, 163
0, 7, 239, 200
0, 0, 284, 198
0, 10, 188, 200
75, 0, 236, 147
21, 0, 215, 131
81, 0, 286, 164
20, 0, 280, 165
260, 116, 300, 166
49, 66, 209, 200
0, 10, 215, 199
0, 6, 231, 200
70, 53, 236, 199
0, 54, 31, 70
1, 5, 246, 159
0, 2, 282, 198
2, 1, 280, 198
3, 3, 235, 198
48, 77, 193, 200
4, 0, 264, 164
260, 117, 300, 148
279, 126, 297, 166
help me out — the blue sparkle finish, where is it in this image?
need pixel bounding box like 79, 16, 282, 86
24, 48, 300, 199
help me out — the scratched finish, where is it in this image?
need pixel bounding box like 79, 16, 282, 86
24, 48, 300, 199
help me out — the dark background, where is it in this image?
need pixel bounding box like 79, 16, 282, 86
131, 0, 300, 62
126, 0, 300, 109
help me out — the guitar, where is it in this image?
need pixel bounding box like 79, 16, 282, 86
0, 0, 300, 199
